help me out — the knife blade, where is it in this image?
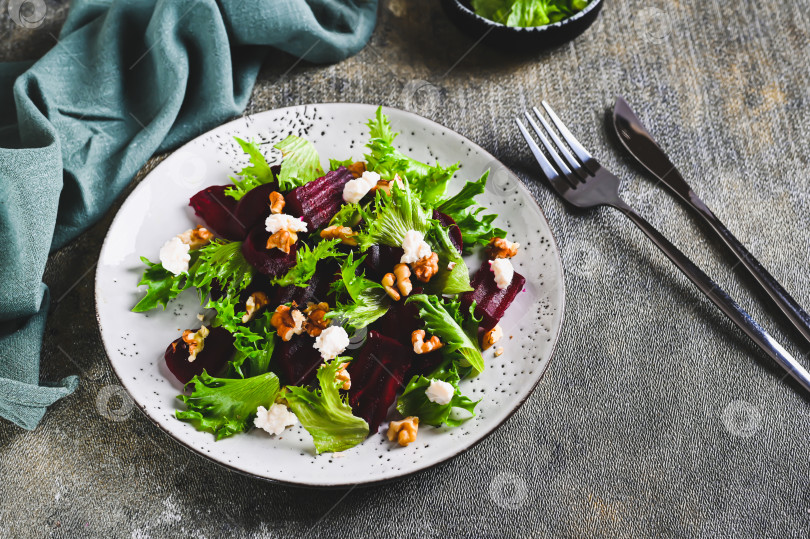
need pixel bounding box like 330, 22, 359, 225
611, 96, 810, 344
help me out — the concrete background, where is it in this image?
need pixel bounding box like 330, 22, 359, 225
2, 0, 810, 537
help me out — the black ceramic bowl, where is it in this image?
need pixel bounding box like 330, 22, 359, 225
441, 0, 604, 51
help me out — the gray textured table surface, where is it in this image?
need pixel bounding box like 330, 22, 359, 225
3, 1, 810, 537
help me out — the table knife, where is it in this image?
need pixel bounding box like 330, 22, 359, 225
612, 96, 810, 344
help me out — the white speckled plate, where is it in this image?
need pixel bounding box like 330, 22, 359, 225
95, 104, 565, 487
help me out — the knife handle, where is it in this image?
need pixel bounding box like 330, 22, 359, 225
614, 201, 810, 394
689, 193, 810, 344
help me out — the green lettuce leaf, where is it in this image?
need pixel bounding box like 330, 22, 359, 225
356, 182, 432, 251
327, 252, 390, 331
189, 240, 254, 300
425, 222, 473, 294
274, 135, 324, 190
329, 202, 363, 228
176, 371, 281, 440
405, 294, 484, 376
329, 157, 354, 171
471, 0, 589, 27
437, 171, 507, 250
396, 363, 479, 427
132, 255, 196, 312
285, 358, 369, 454
225, 137, 276, 200
356, 182, 471, 294
270, 239, 343, 288
364, 107, 459, 205
208, 295, 276, 378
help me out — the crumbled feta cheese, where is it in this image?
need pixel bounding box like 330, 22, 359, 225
265, 214, 308, 235
342, 170, 380, 203
447, 261, 456, 271
400, 230, 432, 264
489, 258, 514, 290
159, 237, 191, 276
425, 379, 454, 406
313, 326, 350, 360
254, 403, 297, 436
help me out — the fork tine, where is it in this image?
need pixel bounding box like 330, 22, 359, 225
515, 119, 571, 192
531, 107, 588, 181
541, 101, 599, 174
523, 112, 579, 187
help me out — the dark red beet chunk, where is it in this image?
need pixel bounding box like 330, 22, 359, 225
433, 210, 463, 253
241, 225, 298, 277
375, 301, 443, 378
234, 183, 279, 232
285, 167, 353, 229
362, 244, 404, 281
460, 259, 526, 332
348, 331, 412, 433
275, 335, 323, 386
189, 185, 246, 240
273, 259, 338, 307
164, 327, 235, 384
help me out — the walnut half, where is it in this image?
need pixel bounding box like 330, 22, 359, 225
270, 304, 306, 341
182, 326, 210, 362
320, 225, 358, 246
266, 230, 297, 254
177, 226, 214, 250
387, 416, 419, 447
242, 292, 270, 324
412, 329, 443, 354
304, 302, 331, 337
268, 191, 285, 214
347, 161, 366, 178
412, 252, 439, 283
487, 237, 520, 259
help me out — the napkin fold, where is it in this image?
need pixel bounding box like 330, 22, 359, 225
0, 0, 378, 430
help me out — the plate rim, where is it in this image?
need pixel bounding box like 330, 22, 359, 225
94, 102, 567, 488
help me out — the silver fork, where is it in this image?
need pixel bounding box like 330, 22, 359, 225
517, 102, 810, 394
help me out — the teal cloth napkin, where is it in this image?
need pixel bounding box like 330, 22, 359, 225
0, 0, 378, 430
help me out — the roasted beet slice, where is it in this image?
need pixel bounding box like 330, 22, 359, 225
234, 183, 279, 232
189, 185, 246, 240
285, 167, 353, 230
461, 259, 526, 332
241, 225, 298, 277
374, 300, 443, 378
348, 331, 412, 433
273, 259, 338, 307
275, 335, 323, 386
433, 210, 463, 253
362, 244, 404, 281
164, 327, 235, 384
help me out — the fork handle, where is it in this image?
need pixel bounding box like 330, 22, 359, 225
688, 192, 810, 344
615, 201, 810, 394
